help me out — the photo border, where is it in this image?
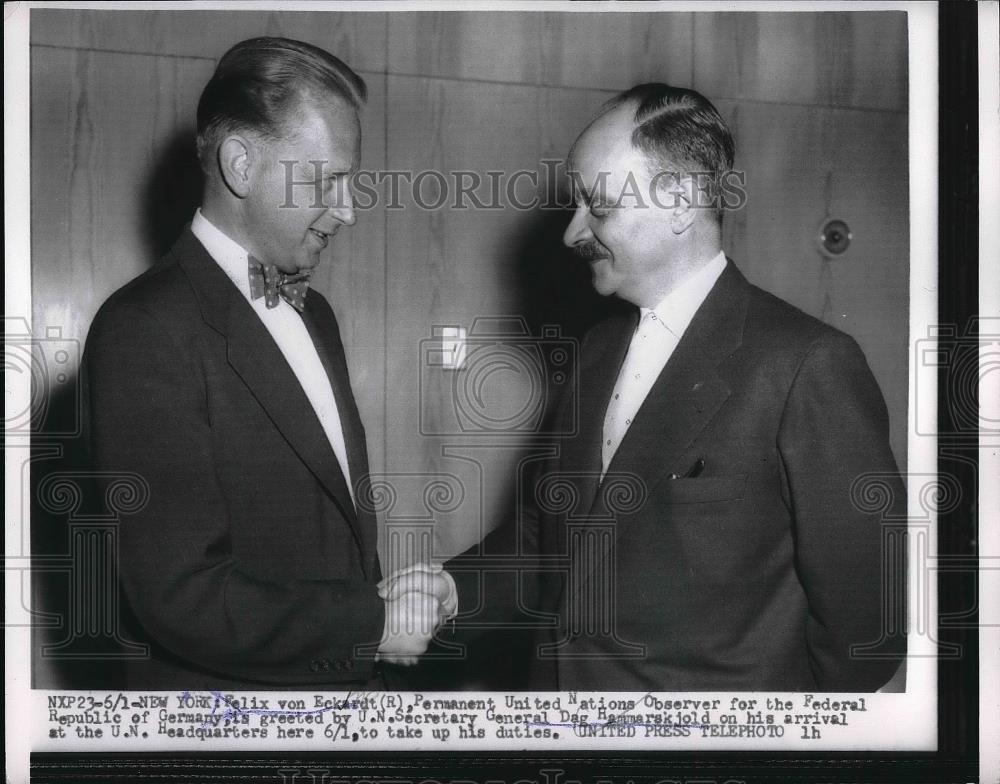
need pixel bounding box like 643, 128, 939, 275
5, 1, 991, 782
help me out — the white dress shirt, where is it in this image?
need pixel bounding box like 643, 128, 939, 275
191, 209, 355, 507
601, 251, 728, 477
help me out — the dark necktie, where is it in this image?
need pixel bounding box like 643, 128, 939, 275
247, 255, 310, 312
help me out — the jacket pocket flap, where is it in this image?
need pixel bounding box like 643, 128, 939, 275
658, 473, 748, 504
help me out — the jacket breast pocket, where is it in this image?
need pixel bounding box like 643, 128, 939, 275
655, 473, 748, 504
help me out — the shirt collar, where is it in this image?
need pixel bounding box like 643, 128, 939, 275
190, 208, 253, 300
641, 250, 728, 338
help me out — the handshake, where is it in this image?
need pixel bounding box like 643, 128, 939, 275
375, 562, 458, 666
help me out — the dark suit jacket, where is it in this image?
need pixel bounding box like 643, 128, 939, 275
81, 227, 384, 689
456, 260, 905, 692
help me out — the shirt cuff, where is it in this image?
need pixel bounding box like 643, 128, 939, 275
439, 568, 458, 620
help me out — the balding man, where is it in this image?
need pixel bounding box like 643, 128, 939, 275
448, 83, 905, 692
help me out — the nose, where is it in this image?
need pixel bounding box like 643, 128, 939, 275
331, 204, 356, 227
329, 180, 356, 227
563, 204, 593, 248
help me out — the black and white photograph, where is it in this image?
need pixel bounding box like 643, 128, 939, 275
4, 2, 995, 783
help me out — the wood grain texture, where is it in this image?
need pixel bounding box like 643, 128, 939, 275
388, 11, 694, 90
31, 47, 213, 351
694, 11, 908, 112
384, 75, 616, 555
731, 101, 909, 469
715, 98, 748, 272
30, 9, 388, 73
28, 8, 912, 561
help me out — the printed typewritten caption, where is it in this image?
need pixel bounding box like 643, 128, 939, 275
36, 690, 901, 750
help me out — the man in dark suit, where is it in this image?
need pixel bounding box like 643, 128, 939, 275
434, 83, 905, 691
82, 37, 454, 689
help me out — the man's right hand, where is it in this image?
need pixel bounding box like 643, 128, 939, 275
377, 562, 458, 620
375, 562, 458, 666
375, 589, 442, 667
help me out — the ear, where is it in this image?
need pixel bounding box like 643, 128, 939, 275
217, 135, 254, 198
668, 175, 698, 235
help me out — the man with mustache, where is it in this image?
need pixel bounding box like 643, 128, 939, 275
443, 83, 905, 691
82, 37, 455, 689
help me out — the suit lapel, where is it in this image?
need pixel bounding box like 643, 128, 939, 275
555, 311, 636, 550
605, 261, 748, 492
568, 261, 749, 592
299, 299, 379, 578
170, 229, 369, 564
541, 311, 633, 631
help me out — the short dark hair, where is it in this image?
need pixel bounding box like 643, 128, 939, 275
603, 83, 735, 219
196, 37, 367, 171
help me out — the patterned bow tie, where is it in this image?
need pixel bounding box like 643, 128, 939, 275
247, 255, 310, 312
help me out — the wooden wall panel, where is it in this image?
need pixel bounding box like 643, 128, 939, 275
715, 98, 749, 272
31, 47, 214, 350
384, 75, 613, 555
693, 12, 908, 111
732, 102, 909, 468
30, 9, 388, 73
389, 12, 694, 91
27, 7, 912, 563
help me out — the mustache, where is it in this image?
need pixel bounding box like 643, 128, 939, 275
572, 242, 608, 261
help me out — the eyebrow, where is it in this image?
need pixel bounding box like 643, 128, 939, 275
569, 174, 603, 205
315, 163, 358, 180
565, 167, 588, 199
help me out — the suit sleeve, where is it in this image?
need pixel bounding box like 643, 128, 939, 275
83, 302, 384, 685
777, 331, 906, 691
449, 323, 599, 632
438, 461, 553, 690
447, 458, 548, 629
